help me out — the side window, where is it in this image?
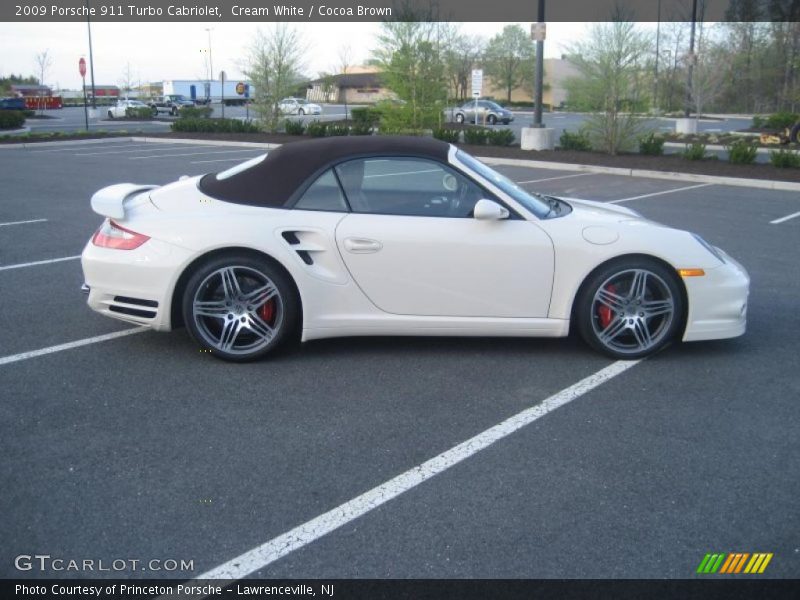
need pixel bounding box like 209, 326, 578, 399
294, 169, 348, 212
334, 157, 485, 218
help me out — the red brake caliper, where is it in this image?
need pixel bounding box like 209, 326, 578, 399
597, 283, 617, 329
259, 299, 276, 324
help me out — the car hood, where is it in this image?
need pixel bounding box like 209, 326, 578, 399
559, 197, 645, 221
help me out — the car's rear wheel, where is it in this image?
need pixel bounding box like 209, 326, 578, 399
182, 255, 299, 362
456, 113, 464, 123
298, 108, 305, 116
576, 258, 683, 359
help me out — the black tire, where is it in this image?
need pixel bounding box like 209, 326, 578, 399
456, 113, 465, 124
298, 108, 305, 116
790, 123, 800, 144
151, 108, 158, 118
575, 257, 684, 359
171, 107, 178, 116
487, 114, 497, 125
182, 254, 300, 362
107, 111, 114, 119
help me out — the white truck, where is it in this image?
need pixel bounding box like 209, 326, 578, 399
163, 80, 253, 106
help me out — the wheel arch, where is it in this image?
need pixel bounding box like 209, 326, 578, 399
170, 246, 303, 336
568, 253, 689, 337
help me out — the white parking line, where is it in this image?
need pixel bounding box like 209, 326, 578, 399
770, 210, 800, 225
0, 255, 81, 271
516, 173, 592, 184
191, 156, 262, 164
607, 183, 714, 204
0, 327, 147, 367
192, 359, 639, 581
0, 218, 48, 227
129, 149, 263, 160
75, 145, 218, 156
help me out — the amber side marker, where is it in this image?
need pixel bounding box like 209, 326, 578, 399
678, 268, 706, 277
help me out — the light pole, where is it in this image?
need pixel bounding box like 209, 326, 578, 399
685, 0, 698, 118
533, 0, 545, 127
85, 0, 97, 109
653, 0, 661, 113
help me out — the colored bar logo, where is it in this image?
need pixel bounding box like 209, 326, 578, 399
696, 552, 773, 574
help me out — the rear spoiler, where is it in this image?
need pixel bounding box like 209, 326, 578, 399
90, 184, 158, 219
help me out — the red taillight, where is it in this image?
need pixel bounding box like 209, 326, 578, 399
91, 220, 150, 250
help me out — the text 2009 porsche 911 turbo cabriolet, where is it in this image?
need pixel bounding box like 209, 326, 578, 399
81, 136, 749, 362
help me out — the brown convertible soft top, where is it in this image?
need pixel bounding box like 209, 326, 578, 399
198, 135, 451, 207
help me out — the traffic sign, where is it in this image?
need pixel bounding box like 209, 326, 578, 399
235, 82, 245, 95
79, 57, 86, 77
531, 22, 547, 42
471, 69, 483, 97
220, 70, 226, 83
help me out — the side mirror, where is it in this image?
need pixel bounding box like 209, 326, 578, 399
473, 199, 510, 221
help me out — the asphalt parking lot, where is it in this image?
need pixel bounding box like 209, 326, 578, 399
1, 138, 798, 582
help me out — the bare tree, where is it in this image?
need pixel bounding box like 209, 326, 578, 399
338, 44, 352, 121
119, 62, 135, 99
245, 24, 307, 133
33, 49, 53, 113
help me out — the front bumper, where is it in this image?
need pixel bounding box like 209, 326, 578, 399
682, 251, 750, 342
81, 237, 195, 331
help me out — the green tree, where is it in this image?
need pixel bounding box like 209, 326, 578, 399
565, 21, 652, 154
372, 21, 447, 132
482, 25, 535, 103
245, 24, 307, 133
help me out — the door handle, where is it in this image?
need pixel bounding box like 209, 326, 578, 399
343, 237, 383, 253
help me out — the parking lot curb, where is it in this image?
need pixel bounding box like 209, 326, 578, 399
479, 156, 800, 192
0, 136, 135, 149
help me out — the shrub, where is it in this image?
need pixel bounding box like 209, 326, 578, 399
559, 129, 591, 151
126, 106, 154, 119
639, 133, 665, 156
0, 110, 25, 129
726, 139, 758, 165
349, 122, 373, 136
764, 111, 799, 130
306, 121, 327, 137
171, 118, 259, 133
283, 119, 305, 135
179, 105, 213, 119
350, 107, 381, 125
769, 148, 800, 168
681, 141, 708, 161
432, 127, 461, 143
751, 115, 765, 129
463, 127, 489, 145
326, 124, 349, 137
487, 128, 515, 146
23, 109, 35, 118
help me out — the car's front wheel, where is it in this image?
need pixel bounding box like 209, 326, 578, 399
107, 111, 114, 119
576, 258, 684, 359
456, 113, 465, 123
487, 114, 497, 125
182, 255, 299, 362
298, 108, 305, 116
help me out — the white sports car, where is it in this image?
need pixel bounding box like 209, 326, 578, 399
81, 136, 749, 362
106, 99, 148, 119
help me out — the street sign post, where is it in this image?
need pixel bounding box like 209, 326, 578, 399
220, 70, 226, 118
471, 69, 483, 125
79, 58, 88, 131
531, 22, 547, 41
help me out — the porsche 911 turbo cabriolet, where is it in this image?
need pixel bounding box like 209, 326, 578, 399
81, 136, 749, 361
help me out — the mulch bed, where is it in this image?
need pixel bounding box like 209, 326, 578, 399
3, 129, 799, 184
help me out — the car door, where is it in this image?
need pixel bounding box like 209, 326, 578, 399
333, 157, 555, 318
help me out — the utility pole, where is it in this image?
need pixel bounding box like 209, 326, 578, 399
684, 0, 698, 118
533, 0, 545, 127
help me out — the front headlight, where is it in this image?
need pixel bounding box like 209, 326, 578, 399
692, 233, 726, 264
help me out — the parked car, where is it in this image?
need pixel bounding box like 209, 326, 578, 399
149, 94, 195, 116
107, 99, 148, 119
452, 100, 514, 125
81, 136, 749, 362
278, 97, 322, 116
0, 97, 26, 110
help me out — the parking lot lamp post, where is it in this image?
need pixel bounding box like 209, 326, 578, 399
205, 28, 214, 102
533, 0, 545, 127
85, 0, 97, 109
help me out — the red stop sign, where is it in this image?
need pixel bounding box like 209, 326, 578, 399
79, 58, 86, 77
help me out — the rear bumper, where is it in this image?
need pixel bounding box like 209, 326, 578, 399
81, 237, 194, 331
682, 252, 750, 342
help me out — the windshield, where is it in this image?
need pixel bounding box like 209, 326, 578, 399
455, 150, 550, 218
